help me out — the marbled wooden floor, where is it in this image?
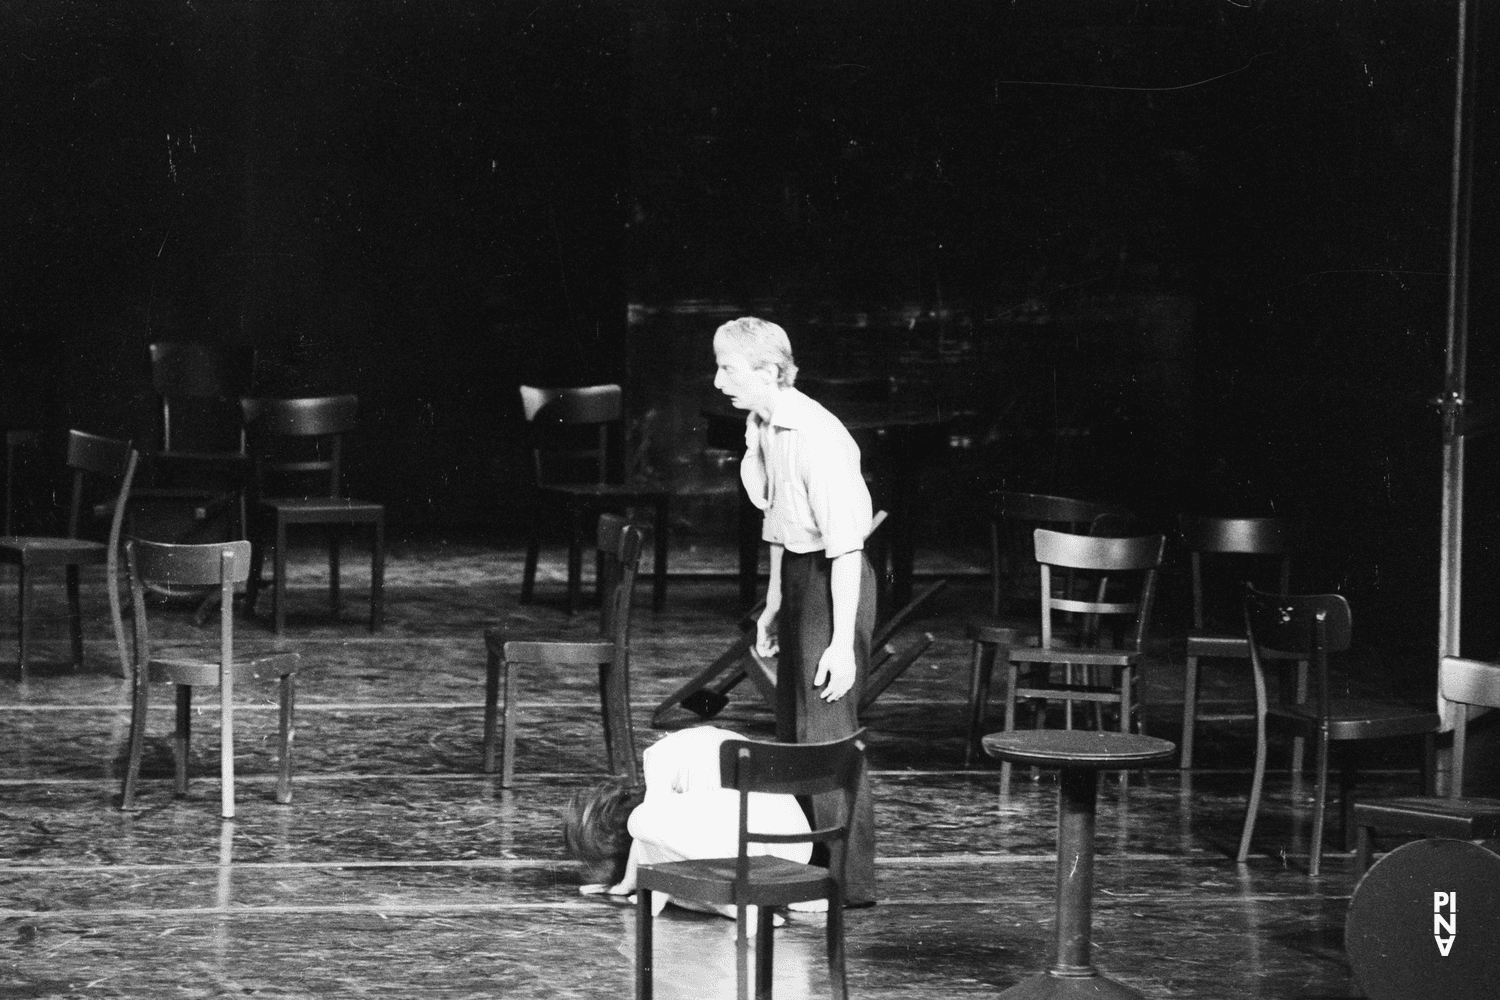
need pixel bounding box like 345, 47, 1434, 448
0, 537, 1442, 998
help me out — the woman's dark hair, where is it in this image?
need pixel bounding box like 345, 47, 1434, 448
562, 776, 647, 887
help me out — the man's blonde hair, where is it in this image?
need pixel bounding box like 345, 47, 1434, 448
713, 317, 798, 388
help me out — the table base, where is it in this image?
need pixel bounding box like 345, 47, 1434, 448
997, 970, 1146, 999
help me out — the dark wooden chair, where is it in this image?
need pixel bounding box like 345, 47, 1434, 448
519, 384, 669, 615
984, 491, 1133, 617
484, 513, 645, 787
1179, 515, 1303, 770
996, 529, 1165, 782
1, 431, 138, 681
139, 342, 256, 539
1238, 587, 1440, 876
1352, 655, 1500, 875
119, 538, 300, 818
964, 508, 1141, 767
241, 395, 385, 635
635, 732, 866, 1000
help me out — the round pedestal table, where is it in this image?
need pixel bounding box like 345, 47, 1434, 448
983, 730, 1176, 999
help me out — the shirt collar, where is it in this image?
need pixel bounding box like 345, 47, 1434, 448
768, 387, 814, 430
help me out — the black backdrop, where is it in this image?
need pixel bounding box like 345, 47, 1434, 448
3, 1, 1498, 672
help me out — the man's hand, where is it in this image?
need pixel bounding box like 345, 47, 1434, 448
756, 598, 780, 658
814, 643, 857, 702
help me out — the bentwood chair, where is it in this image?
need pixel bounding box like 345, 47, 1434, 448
119, 539, 300, 818
964, 509, 1141, 766
140, 342, 256, 539
519, 384, 669, 614
241, 396, 385, 635
1178, 515, 1302, 769
1238, 587, 1440, 877
1352, 656, 1500, 876
484, 514, 645, 787
635, 732, 866, 1000
1, 431, 138, 681
995, 530, 1165, 780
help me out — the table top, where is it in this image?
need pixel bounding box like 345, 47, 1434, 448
982, 730, 1176, 768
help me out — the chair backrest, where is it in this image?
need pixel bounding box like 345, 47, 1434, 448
1180, 515, 1294, 630
1439, 656, 1500, 798
242, 396, 359, 498
149, 342, 256, 452
519, 384, 623, 487
596, 513, 645, 648
124, 538, 250, 678
1243, 586, 1352, 722
719, 732, 866, 893
1032, 528, 1166, 650
64, 430, 135, 539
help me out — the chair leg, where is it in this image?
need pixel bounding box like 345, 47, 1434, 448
755, 904, 774, 1000
1354, 825, 1373, 878
246, 524, 264, 615
1000, 659, 1020, 787
1339, 754, 1357, 852
483, 646, 501, 775
636, 888, 654, 1000
652, 497, 669, 613
328, 528, 341, 620
965, 640, 996, 768
521, 535, 540, 605
369, 515, 385, 631
121, 666, 151, 810
1180, 655, 1199, 769
827, 880, 848, 1000
17, 563, 30, 682
1119, 665, 1133, 735
65, 564, 83, 668
1236, 709, 1268, 863
502, 655, 518, 788
566, 508, 586, 616
1309, 732, 1330, 877
276, 673, 295, 805
735, 904, 750, 1000
598, 663, 618, 777
273, 517, 288, 635
174, 685, 192, 796
1290, 660, 1309, 774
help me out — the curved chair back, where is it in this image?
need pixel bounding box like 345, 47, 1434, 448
1243, 587, 1352, 658
128, 538, 253, 587
242, 395, 359, 438
519, 385, 624, 487
1180, 515, 1294, 555
1033, 528, 1165, 572
1032, 529, 1165, 652
597, 513, 645, 649
150, 342, 256, 452
64, 430, 136, 540
519, 384, 623, 425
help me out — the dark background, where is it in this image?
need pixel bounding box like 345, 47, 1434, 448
2, 0, 1497, 677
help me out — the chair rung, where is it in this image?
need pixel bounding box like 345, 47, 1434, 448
1013, 685, 1125, 703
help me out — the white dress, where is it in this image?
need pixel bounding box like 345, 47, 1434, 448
625, 726, 812, 919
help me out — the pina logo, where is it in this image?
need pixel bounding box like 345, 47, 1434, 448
1433, 891, 1457, 956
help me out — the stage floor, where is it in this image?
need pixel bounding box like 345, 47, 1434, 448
0, 537, 1443, 998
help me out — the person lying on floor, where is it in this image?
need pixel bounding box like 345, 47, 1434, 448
563, 725, 827, 924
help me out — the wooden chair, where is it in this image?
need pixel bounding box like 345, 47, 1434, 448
484, 514, 645, 787
984, 491, 1133, 617
964, 510, 1142, 767
1179, 515, 1303, 770
119, 539, 300, 818
140, 342, 255, 539
635, 732, 866, 1000
241, 396, 385, 635
519, 384, 669, 615
1352, 656, 1500, 875
1, 431, 138, 681
1238, 587, 1440, 876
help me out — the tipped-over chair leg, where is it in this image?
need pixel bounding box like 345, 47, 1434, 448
276, 673, 296, 805
636, 888, 654, 1000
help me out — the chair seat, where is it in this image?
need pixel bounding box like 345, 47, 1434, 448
1352, 796, 1500, 838
637, 855, 833, 908
149, 650, 301, 686
1268, 702, 1441, 741
260, 497, 384, 522
1009, 645, 1140, 667
0, 536, 107, 565
1186, 630, 1304, 660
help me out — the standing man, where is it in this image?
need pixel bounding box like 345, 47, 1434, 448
712, 316, 877, 907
